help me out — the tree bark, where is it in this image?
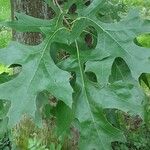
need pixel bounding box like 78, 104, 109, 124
11, 0, 54, 45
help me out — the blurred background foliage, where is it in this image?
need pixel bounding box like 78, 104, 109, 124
0, 0, 12, 79
0, 0, 11, 48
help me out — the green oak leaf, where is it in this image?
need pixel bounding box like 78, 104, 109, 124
0, 24, 73, 127
60, 43, 146, 149
57, 2, 150, 150
0, 0, 150, 149
1, 12, 57, 32
71, 9, 150, 81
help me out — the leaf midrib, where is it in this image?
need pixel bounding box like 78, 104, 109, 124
26, 27, 65, 94
75, 40, 106, 149
77, 17, 136, 60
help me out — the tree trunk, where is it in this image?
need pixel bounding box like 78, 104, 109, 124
11, 0, 54, 45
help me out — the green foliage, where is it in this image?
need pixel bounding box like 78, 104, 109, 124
137, 34, 150, 48
0, 0, 11, 48
12, 116, 63, 150
123, 0, 150, 8
0, 28, 11, 49
0, 0, 11, 22
0, 0, 150, 149
112, 114, 150, 150
28, 138, 48, 150
0, 0, 12, 75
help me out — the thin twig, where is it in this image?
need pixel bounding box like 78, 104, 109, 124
55, 0, 63, 13
54, 0, 71, 29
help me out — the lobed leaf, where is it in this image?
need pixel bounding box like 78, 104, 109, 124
0, 0, 150, 149
0, 24, 73, 127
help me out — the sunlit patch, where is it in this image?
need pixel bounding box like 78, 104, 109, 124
139, 73, 150, 92
134, 33, 150, 48
0, 64, 22, 84
0, 64, 13, 75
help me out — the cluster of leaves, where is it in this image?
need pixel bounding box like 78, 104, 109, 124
0, 0, 150, 149
112, 119, 150, 149
11, 116, 62, 150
